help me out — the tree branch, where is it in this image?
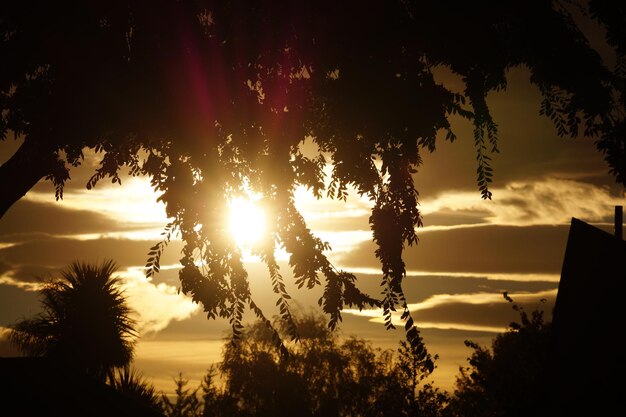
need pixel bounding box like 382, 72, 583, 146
0, 138, 57, 218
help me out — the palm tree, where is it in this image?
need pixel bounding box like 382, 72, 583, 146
9, 259, 137, 382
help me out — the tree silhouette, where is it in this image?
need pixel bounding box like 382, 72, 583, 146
396, 339, 446, 416
9, 260, 137, 382
161, 373, 203, 417
188, 312, 450, 417
2, 1, 624, 349
110, 366, 162, 412
448, 294, 552, 417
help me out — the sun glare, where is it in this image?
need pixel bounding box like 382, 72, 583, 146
228, 197, 267, 247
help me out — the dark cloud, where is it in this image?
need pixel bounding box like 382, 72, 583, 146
0, 236, 184, 282
0, 284, 41, 327
340, 224, 570, 274
1, 264, 59, 283
341, 291, 554, 346
0, 259, 11, 275
0, 200, 129, 237
350, 273, 557, 305
0, 278, 42, 357
411, 296, 555, 329
0, 232, 60, 244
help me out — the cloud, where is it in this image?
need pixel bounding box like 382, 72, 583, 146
0, 282, 42, 326
115, 267, 199, 335
0, 265, 57, 286
294, 183, 373, 233
344, 289, 556, 333
3, 267, 198, 338
20, 146, 145, 193
12, 145, 169, 233
0, 259, 11, 275
421, 208, 490, 227
340, 224, 571, 274
305, 215, 371, 232
345, 272, 558, 307
341, 268, 558, 334
0, 265, 199, 339
422, 177, 624, 227
1, 139, 152, 199
0, 200, 133, 237
26, 176, 169, 227
0, 236, 184, 277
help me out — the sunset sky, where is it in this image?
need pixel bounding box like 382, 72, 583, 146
1, 65, 624, 393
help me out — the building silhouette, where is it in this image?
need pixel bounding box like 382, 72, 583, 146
551, 207, 625, 414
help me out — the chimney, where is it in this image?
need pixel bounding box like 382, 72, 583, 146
616, 205, 623, 240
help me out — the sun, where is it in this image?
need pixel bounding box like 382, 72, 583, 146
228, 197, 267, 247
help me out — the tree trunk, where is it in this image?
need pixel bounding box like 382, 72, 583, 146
0, 138, 57, 219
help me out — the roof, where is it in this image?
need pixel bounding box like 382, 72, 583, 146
551, 217, 626, 412
552, 217, 626, 342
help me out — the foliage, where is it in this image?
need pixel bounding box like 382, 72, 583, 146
2, 0, 625, 351
448, 293, 552, 417
8, 260, 137, 382
199, 366, 238, 417
160, 312, 450, 417
110, 365, 162, 412
396, 340, 444, 416
161, 373, 203, 417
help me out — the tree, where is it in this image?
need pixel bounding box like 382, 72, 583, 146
2, 0, 624, 348
396, 340, 449, 417
110, 366, 162, 412
199, 366, 237, 417
160, 373, 203, 417
206, 312, 449, 417
448, 294, 552, 417
8, 259, 137, 382
218, 320, 312, 417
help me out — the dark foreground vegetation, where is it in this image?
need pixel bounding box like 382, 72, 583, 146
159, 313, 445, 417
8, 261, 553, 417
153, 298, 551, 417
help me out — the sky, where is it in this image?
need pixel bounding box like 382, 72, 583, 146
1, 64, 624, 394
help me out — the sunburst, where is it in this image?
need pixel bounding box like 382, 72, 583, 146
228, 197, 267, 248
